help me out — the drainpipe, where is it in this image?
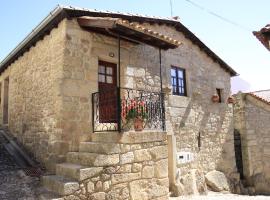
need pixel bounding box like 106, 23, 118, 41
159, 48, 166, 131
117, 35, 121, 132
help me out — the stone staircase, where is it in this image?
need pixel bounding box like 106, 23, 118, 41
39, 141, 120, 199
38, 131, 169, 200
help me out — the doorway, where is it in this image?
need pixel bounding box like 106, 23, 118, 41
98, 61, 118, 123
234, 129, 244, 179
3, 77, 9, 124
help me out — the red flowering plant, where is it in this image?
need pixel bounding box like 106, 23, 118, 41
121, 99, 148, 122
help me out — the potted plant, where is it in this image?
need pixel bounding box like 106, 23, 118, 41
227, 96, 235, 104
122, 99, 148, 131
211, 94, 220, 103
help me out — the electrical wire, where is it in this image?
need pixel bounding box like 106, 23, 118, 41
170, 0, 173, 17
183, 0, 252, 32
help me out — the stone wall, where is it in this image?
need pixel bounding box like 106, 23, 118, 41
66, 140, 168, 200
0, 16, 237, 182
48, 14, 239, 194
41, 132, 169, 200
0, 20, 67, 170
234, 93, 270, 194
167, 97, 236, 176
123, 23, 237, 184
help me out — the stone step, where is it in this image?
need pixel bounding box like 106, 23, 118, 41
79, 142, 121, 154
56, 163, 103, 181
38, 188, 63, 200
66, 152, 119, 167
42, 175, 79, 196
91, 131, 166, 143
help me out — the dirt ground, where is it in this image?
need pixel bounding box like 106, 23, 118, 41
170, 192, 270, 200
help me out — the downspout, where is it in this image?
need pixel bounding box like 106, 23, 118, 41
117, 35, 122, 132
159, 48, 166, 131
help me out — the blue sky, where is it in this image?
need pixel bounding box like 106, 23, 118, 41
1, 0, 269, 93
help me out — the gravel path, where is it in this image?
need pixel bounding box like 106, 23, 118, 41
0, 133, 40, 200
170, 192, 270, 200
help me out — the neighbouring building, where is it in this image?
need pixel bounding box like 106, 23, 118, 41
0, 5, 239, 199
234, 90, 270, 194
253, 24, 270, 51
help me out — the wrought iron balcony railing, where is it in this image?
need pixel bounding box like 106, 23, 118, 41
92, 87, 165, 132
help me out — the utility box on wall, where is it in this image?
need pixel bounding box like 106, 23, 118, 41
177, 152, 194, 164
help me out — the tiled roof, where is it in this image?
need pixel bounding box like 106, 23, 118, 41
77, 16, 181, 49
0, 5, 237, 76
248, 89, 270, 105
253, 24, 270, 51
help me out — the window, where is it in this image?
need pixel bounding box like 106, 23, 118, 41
171, 66, 187, 96
216, 88, 223, 103
98, 62, 115, 84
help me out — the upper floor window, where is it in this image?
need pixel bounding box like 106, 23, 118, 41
171, 66, 187, 96
216, 88, 223, 103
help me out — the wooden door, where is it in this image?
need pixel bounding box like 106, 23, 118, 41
98, 61, 118, 123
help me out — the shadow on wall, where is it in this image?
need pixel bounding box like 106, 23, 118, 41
171, 95, 238, 192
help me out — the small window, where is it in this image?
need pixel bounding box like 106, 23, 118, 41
98, 63, 115, 84
171, 66, 187, 96
216, 88, 223, 103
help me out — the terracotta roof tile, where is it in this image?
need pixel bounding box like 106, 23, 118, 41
253, 24, 270, 51
248, 89, 270, 105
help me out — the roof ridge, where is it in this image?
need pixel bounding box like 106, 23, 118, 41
249, 89, 270, 93
62, 5, 179, 22
248, 93, 270, 105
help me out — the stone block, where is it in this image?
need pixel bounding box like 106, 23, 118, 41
132, 163, 142, 172
168, 95, 190, 108
182, 169, 207, 195
42, 175, 79, 196
120, 152, 134, 164
142, 165, 155, 178
134, 149, 152, 162
111, 173, 141, 185
67, 152, 119, 167
129, 179, 169, 200
117, 164, 132, 173
79, 142, 121, 154
155, 159, 168, 178
87, 181, 95, 193
90, 192, 106, 200
56, 163, 103, 181
149, 145, 168, 160
126, 66, 134, 76
205, 170, 230, 192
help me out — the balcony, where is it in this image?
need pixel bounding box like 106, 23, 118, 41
92, 87, 165, 132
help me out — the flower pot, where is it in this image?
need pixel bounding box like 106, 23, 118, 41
212, 95, 220, 103
134, 118, 144, 131
227, 96, 234, 104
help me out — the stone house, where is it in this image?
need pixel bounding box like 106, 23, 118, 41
253, 24, 270, 51
0, 5, 238, 199
234, 90, 270, 194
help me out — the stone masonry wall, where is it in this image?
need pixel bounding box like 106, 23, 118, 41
0, 20, 67, 171
167, 97, 236, 176
123, 23, 237, 181
61, 139, 169, 200
0, 16, 237, 181
50, 19, 238, 182
234, 93, 270, 194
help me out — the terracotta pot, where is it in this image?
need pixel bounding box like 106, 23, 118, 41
227, 96, 235, 104
134, 118, 144, 131
211, 95, 220, 103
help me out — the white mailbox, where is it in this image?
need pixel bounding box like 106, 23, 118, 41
176, 152, 194, 164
